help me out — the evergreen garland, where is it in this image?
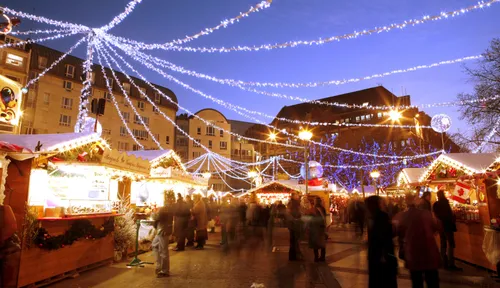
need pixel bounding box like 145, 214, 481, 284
33, 218, 114, 250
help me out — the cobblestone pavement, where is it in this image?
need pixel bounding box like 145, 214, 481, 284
47, 226, 500, 288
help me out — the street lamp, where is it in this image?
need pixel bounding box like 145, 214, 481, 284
298, 129, 313, 195
248, 170, 258, 189
370, 170, 381, 195
268, 132, 278, 180
388, 110, 402, 122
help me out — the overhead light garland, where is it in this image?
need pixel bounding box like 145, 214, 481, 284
99, 0, 143, 32
11, 28, 72, 35
472, 118, 500, 153
75, 34, 95, 132
2, 7, 89, 31
0, 32, 78, 49
118, 0, 499, 53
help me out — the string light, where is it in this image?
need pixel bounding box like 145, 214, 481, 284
101, 40, 303, 150
75, 34, 95, 132
93, 46, 144, 149
2, 7, 89, 31
472, 118, 500, 153
120, 0, 499, 53
96, 41, 163, 148
106, 0, 272, 49
99, 0, 143, 32
24, 37, 86, 90
11, 28, 73, 35
0, 32, 78, 49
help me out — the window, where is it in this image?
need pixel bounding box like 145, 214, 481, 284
220, 130, 224, 137
6, 75, 20, 83
59, 114, 71, 126
154, 92, 161, 103
134, 115, 149, 126
206, 126, 215, 136
123, 83, 131, 94
137, 101, 145, 110
377, 112, 382, 118
109, 78, 114, 89
63, 80, 73, 91
89, 72, 95, 84
104, 92, 112, 102
355, 116, 360, 122
361, 115, 365, 121
152, 106, 159, 113
132, 144, 141, 151
43, 92, 50, 105
401, 140, 406, 147
120, 126, 127, 136
366, 114, 371, 120
345, 118, 350, 123
132, 129, 148, 140
193, 151, 201, 159
65, 64, 75, 78
197, 127, 201, 135
208, 140, 213, 149
165, 136, 170, 145
154, 134, 160, 142
5, 53, 23, 67
138, 87, 146, 98
362, 102, 369, 107
220, 141, 227, 150
61, 97, 73, 109
122, 111, 130, 122
102, 129, 111, 136
193, 139, 201, 147
38, 56, 47, 69
118, 142, 129, 151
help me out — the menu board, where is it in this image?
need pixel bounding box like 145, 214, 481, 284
48, 166, 109, 201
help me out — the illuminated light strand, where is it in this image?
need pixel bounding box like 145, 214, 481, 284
472, 118, 500, 153
129, 49, 496, 111
96, 41, 163, 148
207, 155, 246, 191
24, 37, 86, 90
102, 40, 303, 150
100, 0, 143, 32
75, 35, 95, 133
107, 0, 272, 49
0, 32, 78, 49
94, 46, 144, 149
280, 156, 416, 169
2, 7, 89, 30
11, 28, 73, 35
210, 151, 272, 166
277, 160, 301, 179
120, 0, 499, 52
114, 40, 444, 159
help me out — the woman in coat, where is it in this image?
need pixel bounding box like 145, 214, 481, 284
365, 196, 398, 288
192, 194, 208, 250
308, 197, 327, 262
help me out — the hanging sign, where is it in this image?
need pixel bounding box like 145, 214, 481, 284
452, 181, 471, 204
101, 149, 150, 175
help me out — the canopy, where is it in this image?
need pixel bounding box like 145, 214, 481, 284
419, 153, 500, 182
399, 168, 426, 185
239, 180, 302, 198
126, 149, 186, 172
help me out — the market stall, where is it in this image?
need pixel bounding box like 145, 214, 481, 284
389, 167, 426, 195
0, 132, 150, 287
419, 153, 500, 272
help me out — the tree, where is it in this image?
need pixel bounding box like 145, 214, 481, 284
456, 38, 500, 152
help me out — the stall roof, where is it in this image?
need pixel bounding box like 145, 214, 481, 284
0, 132, 101, 153
401, 168, 426, 184
126, 149, 186, 171
243, 180, 302, 197
419, 153, 500, 182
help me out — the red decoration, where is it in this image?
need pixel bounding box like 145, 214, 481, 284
50, 157, 63, 162
448, 167, 457, 178
308, 178, 323, 186
77, 152, 88, 162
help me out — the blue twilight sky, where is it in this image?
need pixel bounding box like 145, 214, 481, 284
5, 0, 500, 135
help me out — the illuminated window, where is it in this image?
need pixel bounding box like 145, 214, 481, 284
362, 102, 369, 107
6, 53, 23, 67
377, 112, 382, 118
355, 116, 360, 122
122, 83, 131, 94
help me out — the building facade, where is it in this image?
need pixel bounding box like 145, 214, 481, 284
21, 44, 178, 151
0, 35, 31, 134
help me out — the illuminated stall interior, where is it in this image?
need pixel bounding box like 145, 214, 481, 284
238, 181, 302, 204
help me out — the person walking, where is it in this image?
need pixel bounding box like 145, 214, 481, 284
433, 190, 462, 271
365, 196, 398, 288
287, 192, 303, 261
398, 194, 441, 288
192, 194, 208, 250
419, 192, 432, 212
173, 194, 190, 251
309, 197, 327, 262
152, 203, 173, 278
353, 199, 366, 238
185, 195, 195, 247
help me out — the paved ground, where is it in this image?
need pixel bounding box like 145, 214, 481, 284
47, 225, 500, 288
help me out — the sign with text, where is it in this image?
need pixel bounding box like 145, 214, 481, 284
101, 149, 150, 175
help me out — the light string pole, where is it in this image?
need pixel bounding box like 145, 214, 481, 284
298, 129, 313, 195
76, 31, 95, 132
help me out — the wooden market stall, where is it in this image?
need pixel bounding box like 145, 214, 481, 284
391, 167, 426, 194
418, 153, 500, 272
0, 132, 150, 287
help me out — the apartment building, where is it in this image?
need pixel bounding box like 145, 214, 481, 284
0, 35, 31, 134
21, 44, 178, 151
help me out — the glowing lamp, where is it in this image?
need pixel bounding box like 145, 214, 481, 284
298, 130, 313, 141
388, 110, 401, 121
202, 172, 211, 179
370, 170, 381, 179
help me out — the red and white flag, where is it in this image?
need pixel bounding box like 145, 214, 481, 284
452, 181, 471, 203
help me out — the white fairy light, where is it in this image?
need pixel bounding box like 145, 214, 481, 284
2, 7, 89, 31
0, 32, 79, 49
106, 39, 443, 160
94, 46, 144, 149
11, 28, 73, 35
472, 118, 500, 153
117, 0, 499, 53
99, 0, 143, 32
101, 40, 303, 150
95, 41, 163, 148
24, 37, 86, 90
75, 34, 95, 132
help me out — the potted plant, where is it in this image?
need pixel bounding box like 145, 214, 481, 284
113, 198, 136, 262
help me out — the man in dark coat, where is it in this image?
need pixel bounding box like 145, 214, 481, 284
433, 190, 462, 271
173, 195, 190, 251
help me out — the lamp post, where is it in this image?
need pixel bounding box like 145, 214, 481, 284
268, 132, 277, 181
370, 170, 381, 195
298, 129, 313, 195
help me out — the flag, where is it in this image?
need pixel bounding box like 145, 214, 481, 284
452, 181, 471, 204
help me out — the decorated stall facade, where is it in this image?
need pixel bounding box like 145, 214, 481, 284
0, 132, 150, 287
419, 153, 500, 272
